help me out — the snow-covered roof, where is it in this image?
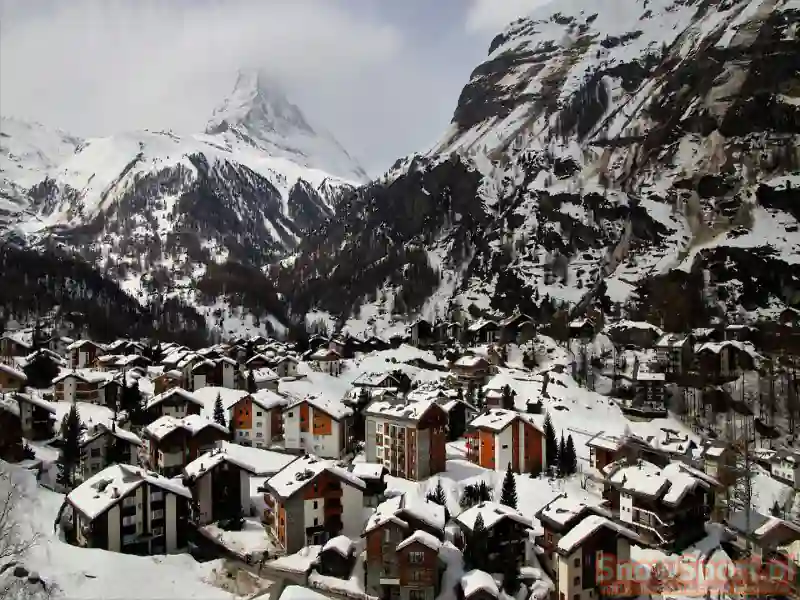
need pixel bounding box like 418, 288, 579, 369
396, 529, 442, 552
81, 423, 142, 448
636, 371, 665, 382
399, 495, 447, 530
321, 535, 354, 557
454, 355, 488, 368
309, 348, 341, 361
192, 386, 250, 419
251, 367, 279, 383
467, 318, 498, 332
143, 414, 227, 441
65, 339, 106, 351
52, 369, 116, 386
364, 399, 439, 422
287, 395, 352, 420
14, 392, 56, 414
456, 502, 532, 531
605, 460, 714, 505
145, 387, 203, 410
461, 570, 499, 599
67, 464, 190, 520
0, 363, 27, 382
264, 454, 365, 500
0, 396, 20, 417
352, 372, 399, 387
655, 333, 689, 348
251, 389, 289, 411
279, 584, 329, 600
469, 408, 543, 433
585, 432, 622, 452
606, 320, 662, 334
1, 331, 32, 348
557, 515, 641, 554
184, 442, 296, 478
351, 462, 387, 480
537, 494, 611, 527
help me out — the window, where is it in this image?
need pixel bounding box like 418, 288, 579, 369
574, 558, 580, 567
288, 412, 294, 418
152, 526, 164, 536
573, 576, 580, 586
384, 529, 392, 542
256, 411, 263, 416
409, 551, 424, 564
90, 447, 101, 458
573, 595, 580, 600
502, 444, 508, 449
313, 501, 318, 509
410, 592, 426, 600
410, 570, 423, 582
313, 517, 318, 526
256, 432, 263, 438
255, 421, 263, 429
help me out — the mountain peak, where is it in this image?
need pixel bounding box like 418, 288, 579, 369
206, 69, 315, 139
205, 69, 367, 182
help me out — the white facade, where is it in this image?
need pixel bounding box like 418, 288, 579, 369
772, 458, 800, 488
158, 449, 184, 471
283, 404, 342, 458
222, 362, 236, 388
192, 373, 207, 391
341, 479, 364, 538
80, 435, 138, 481
232, 405, 272, 448
556, 535, 632, 600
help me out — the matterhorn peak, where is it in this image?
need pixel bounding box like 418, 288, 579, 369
205, 69, 367, 182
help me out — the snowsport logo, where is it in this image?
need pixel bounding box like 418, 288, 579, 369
595, 555, 796, 597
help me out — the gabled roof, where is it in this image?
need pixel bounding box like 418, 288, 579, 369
52, 369, 116, 386
143, 414, 227, 441
364, 399, 441, 423
536, 493, 611, 528
557, 515, 642, 554
461, 570, 499, 599
263, 454, 365, 501
14, 392, 56, 414
396, 530, 442, 552
251, 389, 289, 411
321, 535, 354, 557
184, 442, 296, 478
285, 395, 352, 420
66, 339, 105, 352
456, 502, 532, 532
80, 423, 142, 448
0, 363, 27, 382
145, 387, 204, 411
67, 464, 190, 521
251, 367, 279, 383
469, 408, 543, 433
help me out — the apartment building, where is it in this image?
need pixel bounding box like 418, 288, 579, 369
455, 502, 532, 571
283, 395, 353, 458
535, 493, 613, 567
449, 355, 494, 389
79, 423, 142, 481
362, 494, 447, 600
183, 442, 296, 525
260, 454, 366, 553
464, 408, 545, 474
66, 340, 106, 369
364, 400, 447, 481
142, 414, 228, 477
52, 370, 121, 407
0, 363, 27, 392
15, 392, 56, 440
230, 389, 288, 448
65, 464, 191, 555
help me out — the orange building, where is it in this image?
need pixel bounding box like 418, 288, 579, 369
465, 408, 545, 474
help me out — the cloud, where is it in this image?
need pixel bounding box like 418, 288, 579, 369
465, 0, 553, 36
0, 0, 475, 176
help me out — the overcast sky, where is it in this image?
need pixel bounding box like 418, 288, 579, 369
0, 0, 550, 176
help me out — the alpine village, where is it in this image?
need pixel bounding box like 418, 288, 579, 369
3, 0, 800, 600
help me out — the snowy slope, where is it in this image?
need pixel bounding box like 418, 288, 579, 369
276, 0, 800, 331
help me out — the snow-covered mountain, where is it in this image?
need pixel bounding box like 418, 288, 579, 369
276, 0, 800, 335
0, 71, 367, 336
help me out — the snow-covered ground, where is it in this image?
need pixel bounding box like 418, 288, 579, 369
1, 461, 246, 600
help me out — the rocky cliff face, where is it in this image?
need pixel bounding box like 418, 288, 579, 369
278, 0, 800, 335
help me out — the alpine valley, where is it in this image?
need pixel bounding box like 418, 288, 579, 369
2, 0, 800, 343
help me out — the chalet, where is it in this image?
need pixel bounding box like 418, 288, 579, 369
602, 459, 718, 549
260, 454, 366, 553
46, 335, 74, 355
0, 398, 23, 462
94, 354, 151, 373
142, 414, 228, 477
727, 509, 800, 564
499, 313, 536, 344
52, 370, 121, 407
182, 442, 296, 526
283, 395, 353, 458
353, 372, 401, 390
229, 389, 288, 448
153, 370, 183, 396
535, 493, 613, 566
250, 367, 280, 391
213, 357, 238, 388
694, 341, 759, 380
362, 494, 446, 600
692, 327, 725, 343
65, 464, 191, 555
468, 319, 499, 344
410, 319, 435, 347
307, 335, 330, 352
698, 441, 737, 519
455, 502, 533, 570
309, 348, 342, 376
623, 371, 667, 418
0, 332, 32, 358
553, 515, 643, 600
654, 333, 694, 376
272, 356, 299, 378
104, 339, 145, 356
725, 324, 756, 342
78, 423, 142, 482
433, 322, 462, 343
450, 355, 494, 389
364, 336, 391, 352
0, 363, 27, 392
15, 393, 56, 440
314, 535, 356, 579
465, 408, 545, 474
435, 396, 478, 441
66, 340, 106, 369
245, 354, 271, 370
770, 449, 800, 489
189, 359, 216, 391
586, 433, 623, 472
364, 400, 448, 480
145, 387, 204, 419
350, 462, 388, 507
605, 321, 663, 349
329, 336, 358, 359
568, 317, 595, 341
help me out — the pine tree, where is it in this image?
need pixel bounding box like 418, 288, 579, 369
501, 384, 514, 410
544, 413, 558, 473
57, 404, 84, 489
500, 463, 518, 509
247, 370, 257, 393
464, 513, 487, 571
426, 480, 450, 521
566, 434, 578, 475
502, 546, 521, 595
557, 434, 567, 478
213, 392, 226, 427
104, 425, 124, 468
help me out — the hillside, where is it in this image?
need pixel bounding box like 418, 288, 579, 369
277, 0, 800, 335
